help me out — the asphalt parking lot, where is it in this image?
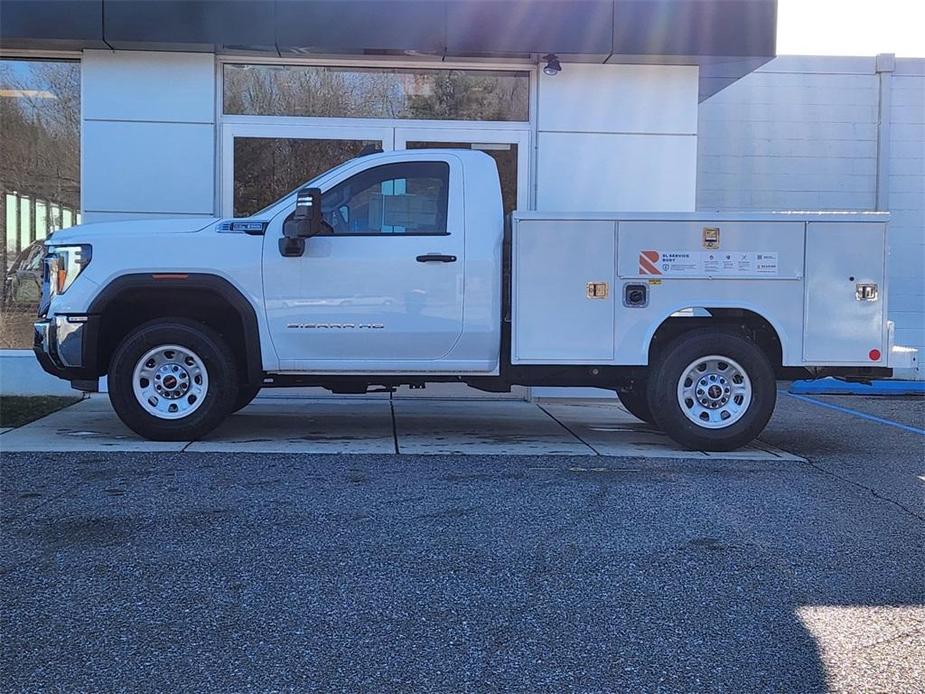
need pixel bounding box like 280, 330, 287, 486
1, 392, 923, 692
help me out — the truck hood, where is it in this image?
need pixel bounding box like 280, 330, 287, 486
48, 217, 219, 244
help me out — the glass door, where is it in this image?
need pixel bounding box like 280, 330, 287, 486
394, 128, 530, 215
220, 123, 394, 217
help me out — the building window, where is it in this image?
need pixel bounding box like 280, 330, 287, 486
406, 141, 518, 215
233, 137, 381, 217
0, 58, 80, 348
223, 64, 529, 122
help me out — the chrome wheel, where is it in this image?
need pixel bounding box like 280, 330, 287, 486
676, 354, 752, 429
132, 344, 208, 420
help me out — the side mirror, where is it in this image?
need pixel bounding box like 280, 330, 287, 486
283, 187, 323, 239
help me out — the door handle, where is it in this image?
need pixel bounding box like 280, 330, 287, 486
416, 254, 457, 263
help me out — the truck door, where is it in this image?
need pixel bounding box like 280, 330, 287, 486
261, 154, 465, 369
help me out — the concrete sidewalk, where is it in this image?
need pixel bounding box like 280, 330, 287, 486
0, 395, 802, 460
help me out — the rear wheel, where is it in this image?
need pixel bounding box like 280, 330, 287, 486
617, 382, 655, 424
647, 328, 776, 451
108, 319, 239, 441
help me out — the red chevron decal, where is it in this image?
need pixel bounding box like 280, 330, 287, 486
639, 250, 661, 275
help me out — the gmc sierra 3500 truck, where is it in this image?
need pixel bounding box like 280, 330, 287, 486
34, 149, 917, 450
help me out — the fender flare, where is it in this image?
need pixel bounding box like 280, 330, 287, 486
88, 273, 263, 385
643, 303, 791, 365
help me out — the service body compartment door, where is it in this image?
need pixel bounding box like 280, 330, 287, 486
804, 222, 886, 363
513, 219, 616, 363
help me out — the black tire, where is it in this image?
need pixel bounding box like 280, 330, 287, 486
232, 384, 262, 413
108, 319, 239, 441
617, 382, 655, 424
647, 328, 776, 451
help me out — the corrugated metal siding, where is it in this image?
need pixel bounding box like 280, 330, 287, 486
698, 56, 924, 377
888, 60, 925, 360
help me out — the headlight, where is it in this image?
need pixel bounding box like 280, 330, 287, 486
46, 244, 92, 295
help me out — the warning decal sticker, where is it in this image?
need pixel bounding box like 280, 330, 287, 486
659, 251, 702, 275
639, 250, 702, 276
639, 250, 779, 277
755, 252, 779, 274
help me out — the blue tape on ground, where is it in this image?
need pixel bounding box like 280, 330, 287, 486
789, 378, 925, 396
784, 392, 925, 436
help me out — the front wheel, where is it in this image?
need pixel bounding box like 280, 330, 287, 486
647, 329, 776, 451
108, 319, 239, 441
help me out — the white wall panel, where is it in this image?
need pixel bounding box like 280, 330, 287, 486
538, 64, 698, 134
887, 67, 925, 377
83, 121, 215, 214
537, 132, 696, 212
82, 50, 215, 123
0, 351, 80, 395
81, 211, 216, 224
81, 50, 217, 218
697, 57, 881, 212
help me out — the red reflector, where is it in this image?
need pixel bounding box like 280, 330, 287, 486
151, 273, 189, 280
869, 349, 881, 361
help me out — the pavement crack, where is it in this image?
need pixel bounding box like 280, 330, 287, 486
800, 458, 925, 523
5, 481, 82, 522
851, 623, 925, 653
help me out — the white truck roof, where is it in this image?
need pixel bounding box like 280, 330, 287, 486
513, 210, 890, 223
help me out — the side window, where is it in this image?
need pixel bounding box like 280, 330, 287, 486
321, 161, 449, 235
26, 244, 44, 271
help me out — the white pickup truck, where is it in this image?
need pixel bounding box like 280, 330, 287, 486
34, 149, 916, 449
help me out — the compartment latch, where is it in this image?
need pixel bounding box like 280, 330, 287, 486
586, 282, 609, 299
856, 283, 878, 301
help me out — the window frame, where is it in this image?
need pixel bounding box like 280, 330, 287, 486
221, 61, 531, 123
215, 56, 538, 217
321, 159, 450, 237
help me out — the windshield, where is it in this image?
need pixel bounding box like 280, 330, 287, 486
248, 156, 361, 218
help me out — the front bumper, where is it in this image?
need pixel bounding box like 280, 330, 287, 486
33, 314, 102, 384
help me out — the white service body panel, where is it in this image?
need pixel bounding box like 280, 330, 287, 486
511, 212, 891, 369
513, 220, 616, 362
803, 222, 886, 363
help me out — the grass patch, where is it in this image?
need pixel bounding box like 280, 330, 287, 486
0, 305, 40, 349
0, 395, 82, 428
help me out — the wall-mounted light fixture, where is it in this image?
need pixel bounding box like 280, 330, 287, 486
542, 54, 561, 76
